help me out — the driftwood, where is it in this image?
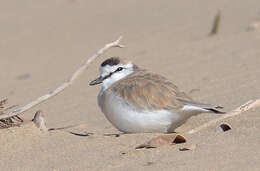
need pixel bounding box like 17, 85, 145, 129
0, 36, 124, 120
187, 99, 260, 134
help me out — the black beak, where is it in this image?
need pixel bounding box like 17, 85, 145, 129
89, 76, 104, 86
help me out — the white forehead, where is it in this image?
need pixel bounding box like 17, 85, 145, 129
99, 63, 133, 76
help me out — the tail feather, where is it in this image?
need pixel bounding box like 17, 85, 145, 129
182, 104, 225, 114
179, 99, 225, 114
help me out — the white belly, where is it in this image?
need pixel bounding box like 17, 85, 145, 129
98, 92, 181, 133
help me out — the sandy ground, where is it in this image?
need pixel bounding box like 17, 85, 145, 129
0, 0, 260, 170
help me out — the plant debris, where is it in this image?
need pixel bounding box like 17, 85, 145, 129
173, 134, 187, 144
0, 98, 23, 129
136, 134, 187, 149
209, 11, 221, 36
32, 110, 48, 131
179, 144, 197, 151
216, 123, 232, 132
69, 131, 93, 137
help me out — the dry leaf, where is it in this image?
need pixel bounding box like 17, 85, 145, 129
136, 134, 187, 149
216, 123, 232, 132
173, 134, 187, 144
179, 144, 197, 151
32, 110, 48, 131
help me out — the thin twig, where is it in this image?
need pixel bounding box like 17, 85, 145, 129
0, 36, 124, 120
187, 99, 260, 134
209, 11, 221, 36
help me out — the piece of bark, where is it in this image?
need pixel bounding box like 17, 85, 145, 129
32, 110, 48, 131
216, 123, 232, 132
136, 134, 186, 149
179, 144, 197, 151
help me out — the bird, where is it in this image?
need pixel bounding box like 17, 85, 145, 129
89, 57, 224, 133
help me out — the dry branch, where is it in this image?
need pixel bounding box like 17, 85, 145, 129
0, 36, 124, 120
187, 99, 260, 134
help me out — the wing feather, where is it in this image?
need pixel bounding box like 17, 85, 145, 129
109, 69, 195, 111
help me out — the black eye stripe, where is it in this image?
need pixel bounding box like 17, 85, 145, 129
103, 67, 125, 80
103, 72, 112, 80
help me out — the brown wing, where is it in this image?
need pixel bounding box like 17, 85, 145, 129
109, 69, 195, 111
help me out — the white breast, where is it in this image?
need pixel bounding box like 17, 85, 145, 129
98, 91, 181, 133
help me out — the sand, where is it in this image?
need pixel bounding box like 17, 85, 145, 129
0, 0, 260, 170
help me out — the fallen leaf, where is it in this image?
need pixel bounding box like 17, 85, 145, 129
179, 144, 197, 151
173, 134, 187, 144
216, 123, 232, 132
32, 110, 48, 131
136, 134, 187, 149
69, 132, 93, 136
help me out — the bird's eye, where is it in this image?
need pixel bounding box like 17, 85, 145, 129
116, 67, 123, 72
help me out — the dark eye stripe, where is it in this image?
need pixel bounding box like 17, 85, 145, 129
103, 72, 113, 80
103, 67, 125, 80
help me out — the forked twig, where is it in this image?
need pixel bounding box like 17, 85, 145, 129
0, 36, 124, 120
187, 99, 260, 134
